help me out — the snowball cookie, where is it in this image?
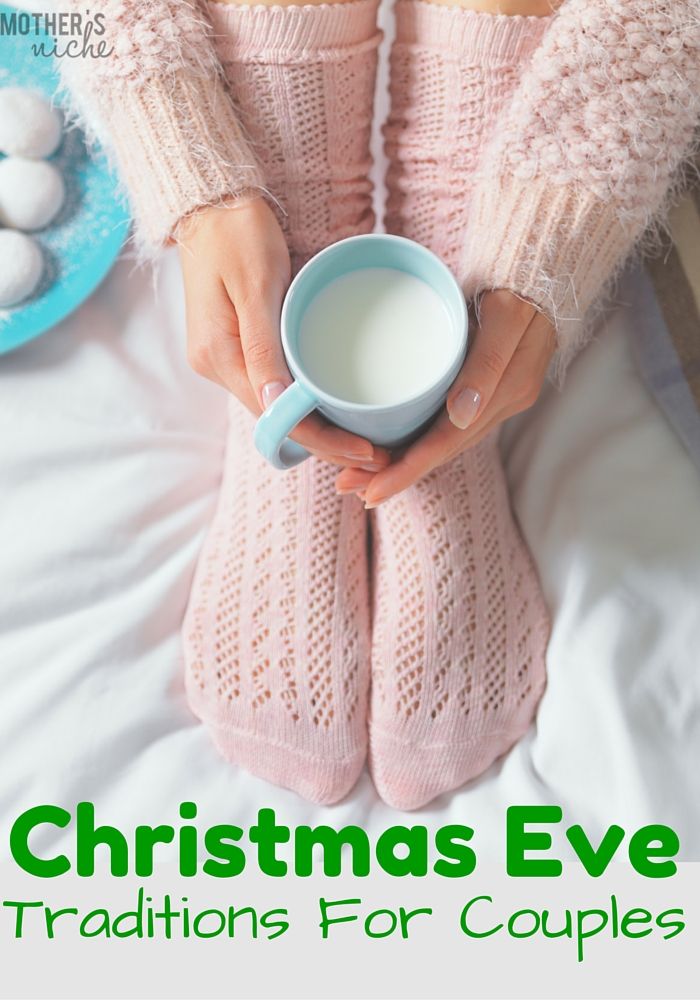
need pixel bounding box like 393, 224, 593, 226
0, 157, 65, 231
0, 230, 44, 307
0, 88, 63, 159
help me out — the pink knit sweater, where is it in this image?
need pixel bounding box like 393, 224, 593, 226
62, 0, 700, 370
461, 0, 700, 370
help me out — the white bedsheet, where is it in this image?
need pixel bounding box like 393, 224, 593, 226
1, 249, 699, 858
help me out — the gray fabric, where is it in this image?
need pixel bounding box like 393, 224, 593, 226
625, 261, 700, 474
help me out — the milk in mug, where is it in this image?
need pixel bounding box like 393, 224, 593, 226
297, 267, 455, 406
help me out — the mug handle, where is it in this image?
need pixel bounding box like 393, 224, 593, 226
254, 381, 318, 470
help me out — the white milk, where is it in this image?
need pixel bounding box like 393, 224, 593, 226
297, 267, 455, 405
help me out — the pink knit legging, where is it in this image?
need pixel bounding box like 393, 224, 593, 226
183, 0, 550, 809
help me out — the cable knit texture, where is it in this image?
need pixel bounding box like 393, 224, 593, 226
461, 0, 700, 374
207, 0, 381, 268
384, 1, 549, 271
59, 0, 266, 256
375, 2, 549, 810
183, 1, 380, 804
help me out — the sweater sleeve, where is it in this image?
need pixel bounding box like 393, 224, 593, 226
461, 0, 700, 375
60, 0, 266, 257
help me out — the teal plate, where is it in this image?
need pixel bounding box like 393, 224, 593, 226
0, 4, 130, 355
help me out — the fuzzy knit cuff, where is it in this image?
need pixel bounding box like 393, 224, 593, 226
102, 74, 265, 254
461, 176, 633, 375
60, 1, 266, 257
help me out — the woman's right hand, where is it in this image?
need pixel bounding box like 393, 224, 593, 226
178, 196, 388, 471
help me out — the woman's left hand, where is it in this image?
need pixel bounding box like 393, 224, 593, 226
335, 289, 557, 506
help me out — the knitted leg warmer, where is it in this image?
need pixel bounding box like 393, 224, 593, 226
370, 1, 550, 809
183, 0, 380, 804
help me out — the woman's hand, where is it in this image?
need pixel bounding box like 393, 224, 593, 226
336, 290, 556, 505
178, 196, 388, 470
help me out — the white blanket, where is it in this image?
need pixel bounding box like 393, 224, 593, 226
1, 248, 699, 857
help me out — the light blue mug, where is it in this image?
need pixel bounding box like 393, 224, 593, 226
254, 233, 468, 470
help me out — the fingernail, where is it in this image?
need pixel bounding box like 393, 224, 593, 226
449, 388, 481, 429
358, 462, 384, 472
364, 496, 388, 510
336, 486, 357, 495
261, 380, 288, 410
340, 450, 374, 463
356, 491, 367, 502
